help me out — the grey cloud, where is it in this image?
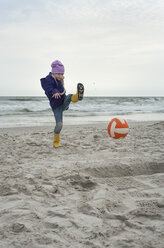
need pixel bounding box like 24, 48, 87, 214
1, 0, 164, 26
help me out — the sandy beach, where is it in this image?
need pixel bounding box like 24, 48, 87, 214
0, 121, 164, 248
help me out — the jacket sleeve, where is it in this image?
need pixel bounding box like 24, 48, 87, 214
40, 77, 59, 97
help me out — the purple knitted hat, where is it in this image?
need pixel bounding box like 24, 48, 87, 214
51, 60, 65, 74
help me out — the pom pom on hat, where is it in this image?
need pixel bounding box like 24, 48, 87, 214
51, 60, 65, 74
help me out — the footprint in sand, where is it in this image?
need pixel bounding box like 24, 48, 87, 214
69, 174, 97, 191
11, 223, 25, 233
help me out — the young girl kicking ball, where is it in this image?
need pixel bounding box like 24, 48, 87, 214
40, 60, 84, 148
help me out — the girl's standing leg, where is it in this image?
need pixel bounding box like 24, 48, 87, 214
53, 95, 72, 147
53, 106, 63, 147
53, 105, 63, 134
53, 94, 72, 134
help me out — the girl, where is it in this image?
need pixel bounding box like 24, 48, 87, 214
40, 60, 84, 147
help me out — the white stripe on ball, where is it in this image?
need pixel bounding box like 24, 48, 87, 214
110, 121, 128, 137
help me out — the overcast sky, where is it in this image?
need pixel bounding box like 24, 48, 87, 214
0, 0, 164, 96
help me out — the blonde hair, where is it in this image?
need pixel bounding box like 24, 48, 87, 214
51, 73, 66, 95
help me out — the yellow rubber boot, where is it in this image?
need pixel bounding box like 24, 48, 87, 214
53, 134, 62, 148
71, 83, 84, 103
71, 93, 78, 103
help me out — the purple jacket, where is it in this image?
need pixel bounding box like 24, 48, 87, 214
40, 73, 66, 110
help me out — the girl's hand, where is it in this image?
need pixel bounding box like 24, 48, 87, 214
52, 93, 61, 99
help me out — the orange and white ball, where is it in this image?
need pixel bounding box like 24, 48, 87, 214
108, 118, 129, 139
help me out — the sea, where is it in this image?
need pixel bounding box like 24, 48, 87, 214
0, 96, 164, 128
